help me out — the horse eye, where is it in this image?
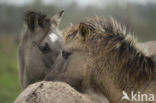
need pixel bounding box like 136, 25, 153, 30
39, 43, 51, 54
62, 50, 72, 59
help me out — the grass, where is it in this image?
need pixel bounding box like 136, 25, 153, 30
0, 35, 21, 103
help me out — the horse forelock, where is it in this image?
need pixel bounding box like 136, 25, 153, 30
24, 11, 50, 31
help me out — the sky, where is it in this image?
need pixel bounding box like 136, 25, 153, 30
0, 0, 156, 6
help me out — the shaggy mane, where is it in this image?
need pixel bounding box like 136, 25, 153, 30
84, 17, 155, 86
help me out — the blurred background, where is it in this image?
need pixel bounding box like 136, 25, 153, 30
0, 0, 156, 102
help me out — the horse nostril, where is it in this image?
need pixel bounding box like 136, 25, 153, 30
62, 50, 71, 59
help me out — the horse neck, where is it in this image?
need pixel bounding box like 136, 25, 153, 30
88, 54, 121, 102
89, 50, 150, 103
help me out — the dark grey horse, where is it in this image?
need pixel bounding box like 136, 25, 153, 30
18, 10, 64, 90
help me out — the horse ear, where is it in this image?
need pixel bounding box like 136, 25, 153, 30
25, 11, 38, 32
79, 22, 89, 39
51, 10, 64, 28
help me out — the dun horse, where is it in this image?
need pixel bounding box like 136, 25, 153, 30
18, 11, 64, 89
45, 17, 156, 103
